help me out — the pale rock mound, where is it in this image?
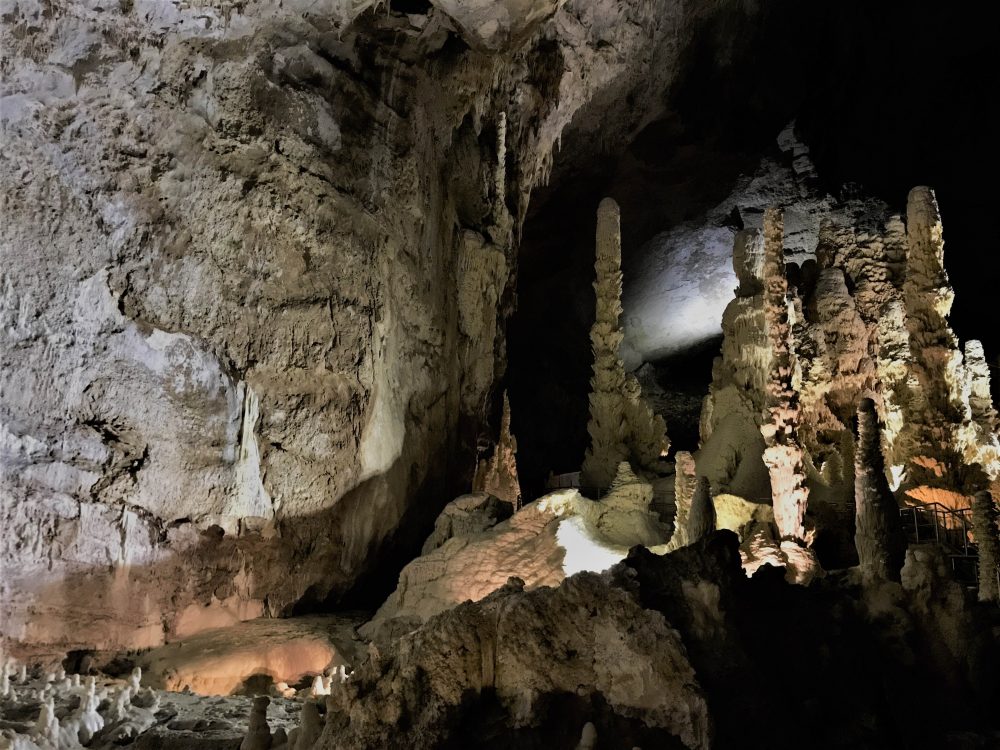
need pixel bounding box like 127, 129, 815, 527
361, 475, 670, 644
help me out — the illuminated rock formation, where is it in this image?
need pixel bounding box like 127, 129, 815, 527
583, 199, 668, 489
760, 208, 809, 542
971, 490, 1000, 602
361, 477, 669, 644
472, 392, 523, 510
854, 398, 906, 582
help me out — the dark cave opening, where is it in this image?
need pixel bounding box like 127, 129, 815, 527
507, 1, 1000, 502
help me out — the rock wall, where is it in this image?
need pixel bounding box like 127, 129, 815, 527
0, 0, 746, 656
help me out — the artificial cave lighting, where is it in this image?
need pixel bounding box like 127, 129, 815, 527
2, 1, 999, 748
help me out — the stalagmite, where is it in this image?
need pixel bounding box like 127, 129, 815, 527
971, 490, 1000, 602
293, 700, 323, 750
854, 398, 906, 581
33, 697, 59, 746
668, 451, 698, 549
760, 208, 809, 541
576, 721, 598, 750
472, 391, 523, 510
902, 187, 968, 491
240, 696, 273, 750
583, 198, 668, 489
310, 674, 329, 697
687, 477, 716, 543
1, 660, 10, 699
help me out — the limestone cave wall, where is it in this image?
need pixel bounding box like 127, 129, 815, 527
0, 0, 758, 656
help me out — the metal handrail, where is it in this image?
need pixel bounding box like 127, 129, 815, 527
899, 503, 974, 556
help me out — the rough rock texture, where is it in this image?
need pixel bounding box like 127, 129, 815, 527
0, 0, 739, 655
666, 450, 698, 550
329, 574, 709, 750
0, 659, 328, 749
582, 198, 667, 489
419, 493, 513, 555
759, 208, 809, 542
854, 398, 906, 582
622, 123, 832, 369
320, 532, 1000, 749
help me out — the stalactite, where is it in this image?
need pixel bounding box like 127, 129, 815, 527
687, 476, 716, 544
760, 208, 808, 542
854, 398, 906, 582
972, 490, 1000, 603
582, 198, 668, 489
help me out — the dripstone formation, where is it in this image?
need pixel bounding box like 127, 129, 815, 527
3, 1, 1000, 749
582, 198, 669, 490
854, 398, 906, 582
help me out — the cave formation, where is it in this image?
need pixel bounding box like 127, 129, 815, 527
2, 1, 1000, 749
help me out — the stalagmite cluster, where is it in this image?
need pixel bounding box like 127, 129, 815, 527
582, 199, 668, 489
700, 133, 1000, 582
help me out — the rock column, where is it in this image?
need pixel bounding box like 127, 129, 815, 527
972, 490, 1000, 602
582, 198, 667, 488
854, 398, 906, 581
760, 208, 809, 542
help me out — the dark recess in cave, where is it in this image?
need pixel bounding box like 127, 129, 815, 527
507, 1, 1000, 501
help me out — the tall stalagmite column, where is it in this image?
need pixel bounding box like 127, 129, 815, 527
582, 198, 668, 489
760, 208, 809, 541
972, 490, 1000, 602
854, 398, 906, 581
903, 186, 969, 490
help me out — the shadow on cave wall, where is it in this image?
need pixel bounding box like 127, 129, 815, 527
507, 1, 1000, 501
